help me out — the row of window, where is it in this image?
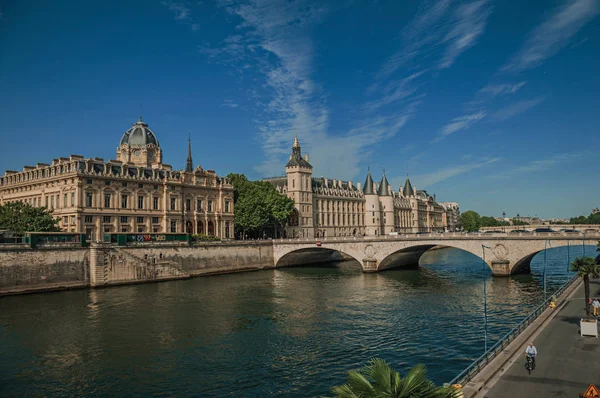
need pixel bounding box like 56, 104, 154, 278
83, 215, 162, 224
84, 193, 229, 213
86, 179, 160, 190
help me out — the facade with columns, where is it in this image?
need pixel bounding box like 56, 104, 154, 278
0, 118, 234, 240
265, 137, 457, 238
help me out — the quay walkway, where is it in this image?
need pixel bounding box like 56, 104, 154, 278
467, 279, 600, 397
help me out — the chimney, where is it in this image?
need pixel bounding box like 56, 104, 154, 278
357, 182, 361, 190
304, 153, 309, 162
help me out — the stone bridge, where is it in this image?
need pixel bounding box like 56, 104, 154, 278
272, 234, 600, 276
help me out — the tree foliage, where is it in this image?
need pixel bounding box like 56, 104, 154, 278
570, 256, 600, 319
330, 358, 460, 398
0, 202, 60, 235
569, 213, 600, 225
460, 210, 481, 232
480, 216, 510, 227
227, 173, 295, 238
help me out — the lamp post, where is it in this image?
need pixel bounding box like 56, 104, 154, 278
567, 240, 570, 272
543, 240, 551, 302
482, 244, 492, 352
583, 230, 587, 255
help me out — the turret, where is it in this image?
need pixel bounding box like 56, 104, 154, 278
363, 169, 381, 236
378, 171, 394, 235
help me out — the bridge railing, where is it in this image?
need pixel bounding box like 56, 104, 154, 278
448, 274, 578, 387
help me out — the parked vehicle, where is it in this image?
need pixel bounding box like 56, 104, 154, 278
509, 229, 531, 234
533, 227, 556, 233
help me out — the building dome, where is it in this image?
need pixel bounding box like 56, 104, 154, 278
120, 117, 160, 147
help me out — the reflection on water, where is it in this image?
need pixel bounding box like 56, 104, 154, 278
0, 246, 593, 397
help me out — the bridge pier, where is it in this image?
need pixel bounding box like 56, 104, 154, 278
489, 260, 511, 277
362, 259, 378, 273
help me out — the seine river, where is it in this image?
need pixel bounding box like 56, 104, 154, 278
0, 245, 593, 397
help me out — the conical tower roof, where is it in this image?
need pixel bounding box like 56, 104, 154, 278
403, 176, 414, 197
378, 171, 391, 196
363, 169, 375, 195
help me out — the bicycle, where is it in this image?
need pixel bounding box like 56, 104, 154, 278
525, 355, 535, 375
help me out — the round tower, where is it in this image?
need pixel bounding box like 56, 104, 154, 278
363, 169, 381, 236
378, 171, 394, 235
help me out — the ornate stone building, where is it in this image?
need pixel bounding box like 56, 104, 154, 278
0, 118, 234, 240
265, 136, 457, 238
439, 202, 460, 232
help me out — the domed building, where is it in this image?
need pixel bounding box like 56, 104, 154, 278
117, 117, 163, 167
0, 118, 234, 240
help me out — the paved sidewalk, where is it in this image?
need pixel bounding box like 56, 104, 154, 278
479, 280, 600, 397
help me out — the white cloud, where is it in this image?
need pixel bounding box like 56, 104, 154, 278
406, 157, 501, 187
439, 0, 492, 69
513, 152, 584, 173
162, 1, 191, 20
503, 0, 599, 72
439, 111, 486, 137
480, 81, 527, 96
375, 0, 492, 80
196, 0, 423, 179
493, 97, 544, 121
220, 99, 239, 108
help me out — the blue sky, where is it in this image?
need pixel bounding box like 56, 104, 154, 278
1, 0, 599, 218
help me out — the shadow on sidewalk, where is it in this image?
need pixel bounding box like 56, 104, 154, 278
500, 374, 586, 388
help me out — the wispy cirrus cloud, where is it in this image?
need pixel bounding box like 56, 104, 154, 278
513, 152, 585, 173
502, 0, 600, 72
162, 1, 191, 20
493, 97, 544, 121
492, 152, 587, 179
197, 0, 422, 179
480, 81, 527, 97
437, 111, 486, 140
220, 99, 239, 108
439, 0, 492, 69
404, 157, 501, 187
376, 0, 492, 80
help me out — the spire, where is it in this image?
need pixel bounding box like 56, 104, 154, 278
378, 170, 391, 196
363, 169, 375, 195
185, 134, 193, 172
403, 175, 414, 197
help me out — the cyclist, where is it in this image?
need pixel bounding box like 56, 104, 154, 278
525, 342, 537, 369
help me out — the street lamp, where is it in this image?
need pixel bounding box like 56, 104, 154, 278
583, 230, 587, 255
481, 244, 492, 352
543, 239, 551, 302
567, 241, 570, 272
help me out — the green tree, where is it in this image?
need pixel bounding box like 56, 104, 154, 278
570, 256, 600, 319
0, 202, 60, 235
227, 173, 295, 239
460, 210, 481, 232
330, 358, 459, 398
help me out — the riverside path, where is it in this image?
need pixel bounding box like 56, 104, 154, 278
478, 279, 600, 397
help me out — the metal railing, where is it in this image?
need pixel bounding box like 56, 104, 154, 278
448, 274, 579, 386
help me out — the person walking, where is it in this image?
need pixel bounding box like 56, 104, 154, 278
593, 299, 600, 317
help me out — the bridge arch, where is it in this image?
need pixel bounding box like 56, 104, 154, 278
275, 247, 362, 269
377, 244, 487, 272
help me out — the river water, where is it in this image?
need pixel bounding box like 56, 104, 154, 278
0, 245, 594, 397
